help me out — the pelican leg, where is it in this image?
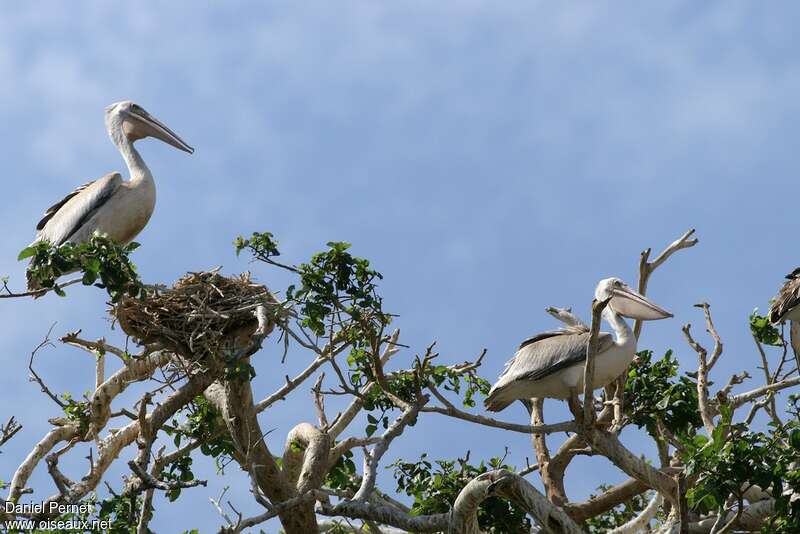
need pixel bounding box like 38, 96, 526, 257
790, 320, 800, 372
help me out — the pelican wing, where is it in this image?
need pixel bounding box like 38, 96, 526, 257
769, 272, 800, 324
517, 323, 588, 350
34, 172, 122, 246
484, 328, 614, 411
504, 329, 614, 384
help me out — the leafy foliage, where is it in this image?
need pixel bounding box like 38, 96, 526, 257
222, 356, 257, 382
357, 363, 491, 436
625, 350, 704, 438
20, 234, 144, 302
682, 400, 800, 533
750, 310, 784, 347
288, 241, 388, 338
60, 391, 91, 435
325, 449, 360, 492
767, 396, 800, 533
391, 453, 531, 533
238, 234, 393, 390
165, 396, 236, 473
161, 455, 196, 502
234, 231, 280, 262
33, 493, 142, 533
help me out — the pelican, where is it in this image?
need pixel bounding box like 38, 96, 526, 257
769, 268, 800, 324
484, 277, 672, 411
27, 101, 193, 290
767, 268, 800, 360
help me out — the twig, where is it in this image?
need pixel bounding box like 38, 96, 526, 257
0, 276, 82, 299
0, 416, 22, 449
60, 331, 129, 361
28, 324, 65, 408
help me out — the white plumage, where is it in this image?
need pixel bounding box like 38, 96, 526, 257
28, 101, 192, 290
485, 277, 672, 410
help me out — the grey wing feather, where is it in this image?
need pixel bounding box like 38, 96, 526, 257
769, 275, 800, 324
502, 330, 614, 384
517, 323, 589, 350
34, 173, 122, 246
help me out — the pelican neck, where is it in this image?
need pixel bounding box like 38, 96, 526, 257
603, 306, 634, 345
114, 133, 153, 184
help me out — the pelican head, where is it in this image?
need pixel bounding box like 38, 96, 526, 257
594, 277, 672, 320
105, 101, 194, 154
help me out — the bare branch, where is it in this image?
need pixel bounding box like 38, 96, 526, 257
317, 500, 448, 533
353, 398, 427, 501
0, 416, 22, 449
634, 228, 698, 339
328, 436, 381, 471
423, 382, 577, 435
8, 426, 78, 501
312, 373, 329, 428
226, 490, 326, 534
607, 491, 662, 534
89, 350, 172, 437
697, 303, 723, 369
283, 423, 331, 494
60, 331, 129, 361
28, 325, 64, 408
578, 426, 677, 504
128, 460, 207, 491
563, 478, 649, 522
32, 370, 217, 515
529, 398, 569, 507
682, 322, 715, 435
732, 376, 800, 408
255, 354, 328, 412
584, 297, 611, 425
449, 470, 584, 534
0, 276, 82, 299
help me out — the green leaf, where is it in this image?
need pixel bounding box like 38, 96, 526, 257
791, 429, 800, 450
17, 246, 36, 261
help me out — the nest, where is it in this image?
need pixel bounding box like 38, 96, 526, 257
113, 270, 278, 358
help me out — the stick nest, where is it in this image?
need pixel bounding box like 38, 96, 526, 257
113, 270, 279, 358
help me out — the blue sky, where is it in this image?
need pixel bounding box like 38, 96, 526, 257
1, 2, 799, 531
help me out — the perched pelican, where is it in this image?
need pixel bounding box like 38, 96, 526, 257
484, 277, 672, 411
769, 268, 800, 324
27, 101, 193, 290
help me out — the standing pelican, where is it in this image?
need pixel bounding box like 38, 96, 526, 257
484, 278, 672, 411
27, 101, 193, 290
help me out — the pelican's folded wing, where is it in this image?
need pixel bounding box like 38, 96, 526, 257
508, 330, 613, 384
34, 172, 122, 246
